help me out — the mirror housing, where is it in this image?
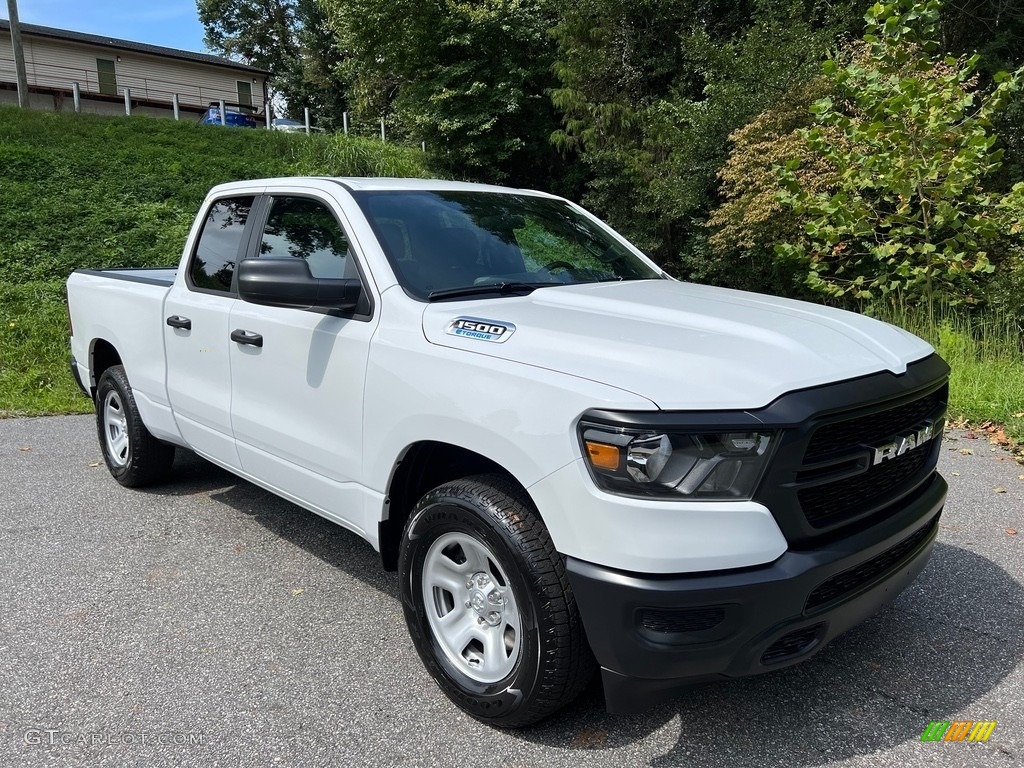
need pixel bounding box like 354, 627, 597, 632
237, 258, 361, 311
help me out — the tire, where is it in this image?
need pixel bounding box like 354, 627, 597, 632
95, 365, 175, 487
399, 473, 595, 727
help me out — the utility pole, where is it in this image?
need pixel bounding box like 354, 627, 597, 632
6, 0, 30, 108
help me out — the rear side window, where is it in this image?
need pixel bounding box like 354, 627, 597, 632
189, 196, 255, 292
258, 196, 349, 279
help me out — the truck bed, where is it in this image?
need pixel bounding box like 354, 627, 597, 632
67, 267, 175, 426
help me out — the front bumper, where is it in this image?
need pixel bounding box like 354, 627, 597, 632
568, 472, 946, 714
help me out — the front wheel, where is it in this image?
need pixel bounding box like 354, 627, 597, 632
399, 474, 594, 727
95, 365, 175, 487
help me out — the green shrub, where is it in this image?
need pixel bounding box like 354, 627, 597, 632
776, 0, 1024, 311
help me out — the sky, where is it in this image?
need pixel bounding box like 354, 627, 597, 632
6, 0, 208, 53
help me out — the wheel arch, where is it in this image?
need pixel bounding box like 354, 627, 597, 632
88, 338, 123, 395
378, 441, 534, 571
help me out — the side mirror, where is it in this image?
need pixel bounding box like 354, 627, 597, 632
237, 258, 361, 311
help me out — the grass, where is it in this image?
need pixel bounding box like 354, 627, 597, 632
873, 305, 1024, 445
0, 282, 90, 415
0, 105, 430, 416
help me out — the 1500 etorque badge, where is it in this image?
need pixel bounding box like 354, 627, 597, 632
446, 317, 516, 343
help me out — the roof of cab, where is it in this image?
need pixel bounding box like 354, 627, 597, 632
332, 177, 539, 194
206, 177, 556, 198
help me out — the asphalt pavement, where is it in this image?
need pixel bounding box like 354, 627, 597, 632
1, 415, 1022, 767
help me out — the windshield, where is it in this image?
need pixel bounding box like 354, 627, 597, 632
352, 190, 662, 300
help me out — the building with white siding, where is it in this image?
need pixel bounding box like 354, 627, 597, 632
0, 20, 268, 119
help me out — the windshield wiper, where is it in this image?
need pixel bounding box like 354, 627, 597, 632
427, 282, 556, 301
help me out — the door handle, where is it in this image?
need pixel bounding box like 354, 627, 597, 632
231, 329, 263, 348
166, 315, 192, 330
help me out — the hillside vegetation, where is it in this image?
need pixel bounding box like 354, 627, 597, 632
0, 103, 1020, 446
0, 106, 429, 415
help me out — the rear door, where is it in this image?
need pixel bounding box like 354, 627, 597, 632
164, 193, 260, 468
228, 190, 379, 534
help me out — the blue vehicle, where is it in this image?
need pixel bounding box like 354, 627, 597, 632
199, 102, 260, 128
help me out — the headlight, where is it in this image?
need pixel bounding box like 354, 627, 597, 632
579, 422, 777, 500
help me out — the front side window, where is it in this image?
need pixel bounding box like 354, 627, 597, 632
353, 191, 661, 299
189, 196, 254, 292
258, 197, 349, 279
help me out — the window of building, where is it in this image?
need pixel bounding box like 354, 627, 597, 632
237, 81, 253, 107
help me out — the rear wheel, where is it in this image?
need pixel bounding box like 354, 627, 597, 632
399, 474, 594, 727
95, 365, 175, 487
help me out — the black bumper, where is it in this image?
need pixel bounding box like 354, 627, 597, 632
567, 472, 946, 714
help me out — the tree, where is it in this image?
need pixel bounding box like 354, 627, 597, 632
775, 0, 1024, 311
322, 0, 563, 185
550, 0, 864, 265
700, 77, 838, 296
197, 0, 348, 125
935, 0, 1024, 73
550, 0, 712, 257
708, 78, 834, 254
281, 0, 350, 129
197, 0, 296, 82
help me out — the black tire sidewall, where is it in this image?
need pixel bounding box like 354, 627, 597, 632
96, 367, 136, 482
400, 496, 544, 723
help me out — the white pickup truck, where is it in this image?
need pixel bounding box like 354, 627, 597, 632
67, 177, 949, 726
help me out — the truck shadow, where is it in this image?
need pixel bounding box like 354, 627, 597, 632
516, 541, 1023, 764
144, 451, 1021, 763
142, 449, 399, 599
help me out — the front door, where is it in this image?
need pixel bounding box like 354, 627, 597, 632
228, 192, 378, 535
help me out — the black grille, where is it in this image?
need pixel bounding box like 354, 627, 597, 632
761, 623, 825, 664
792, 384, 947, 531
805, 387, 946, 460
742, 356, 948, 546
639, 606, 726, 634
805, 518, 936, 611
799, 447, 930, 527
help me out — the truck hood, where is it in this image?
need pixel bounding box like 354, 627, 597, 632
421, 280, 934, 410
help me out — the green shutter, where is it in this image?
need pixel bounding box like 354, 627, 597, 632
97, 59, 117, 96
237, 81, 253, 106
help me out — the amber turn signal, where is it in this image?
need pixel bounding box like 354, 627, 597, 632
585, 441, 621, 471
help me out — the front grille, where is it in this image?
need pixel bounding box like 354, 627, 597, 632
639, 606, 726, 634
805, 517, 936, 611
761, 623, 825, 664
745, 356, 948, 546
799, 447, 930, 527
805, 387, 945, 460
791, 383, 947, 532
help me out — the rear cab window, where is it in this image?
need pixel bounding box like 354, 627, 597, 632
188, 196, 256, 293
